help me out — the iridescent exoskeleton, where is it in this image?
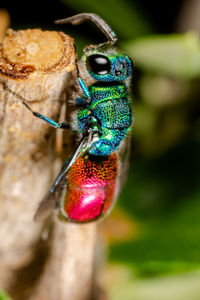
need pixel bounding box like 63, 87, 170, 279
16, 13, 133, 223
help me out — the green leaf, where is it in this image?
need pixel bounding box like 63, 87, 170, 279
0, 289, 12, 300
110, 140, 200, 275
125, 32, 200, 79
108, 267, 200, 300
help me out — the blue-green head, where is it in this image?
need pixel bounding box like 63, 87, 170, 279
84, 52, 133, 82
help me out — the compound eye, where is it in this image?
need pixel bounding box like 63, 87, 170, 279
86, 54, 111, 75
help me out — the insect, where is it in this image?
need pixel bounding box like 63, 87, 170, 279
12, 13, 133, 223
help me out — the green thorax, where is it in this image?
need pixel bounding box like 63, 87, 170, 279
89, 83, 128, 109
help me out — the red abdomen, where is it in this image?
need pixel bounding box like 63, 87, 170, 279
62, 153, 118, 222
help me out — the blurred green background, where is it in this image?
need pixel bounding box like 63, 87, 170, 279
1, 0, 200, 299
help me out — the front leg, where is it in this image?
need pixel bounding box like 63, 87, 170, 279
75, 62, 90, 100
22, 101, 70, 129
1, 81, 71, 130
78, 77, 90, 99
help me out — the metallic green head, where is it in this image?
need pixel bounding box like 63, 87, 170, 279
84, 53, 133, 82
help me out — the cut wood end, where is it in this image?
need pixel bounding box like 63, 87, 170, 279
0, 28, 76, 79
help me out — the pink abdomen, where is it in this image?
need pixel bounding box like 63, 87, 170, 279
63, 153, 118, 222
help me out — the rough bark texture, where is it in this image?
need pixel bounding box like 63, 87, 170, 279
0, 26, 97, 300
30, 222, 97, 300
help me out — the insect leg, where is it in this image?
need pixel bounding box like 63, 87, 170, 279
22, 101, 70, 129
78, 77, 90, 99
2, 82, 71, 129
74, 60, 90, 100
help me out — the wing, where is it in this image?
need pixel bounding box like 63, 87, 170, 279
34, 175, 66, 222
34, 131, 98, 221
117, 131, 132, 192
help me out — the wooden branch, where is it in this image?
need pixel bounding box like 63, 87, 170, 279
30, 222, 97, 300
0, 10, 10, 43
0, 27, 97, 300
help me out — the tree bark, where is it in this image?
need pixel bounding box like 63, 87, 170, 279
0, 26, 97, 300
30, 222, 97, 300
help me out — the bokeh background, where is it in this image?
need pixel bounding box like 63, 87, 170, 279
1, 0, 200, 299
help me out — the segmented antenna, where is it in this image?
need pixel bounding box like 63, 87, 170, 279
55, 13, 118, 52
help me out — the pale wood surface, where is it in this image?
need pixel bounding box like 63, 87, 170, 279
0, 27, 97, 300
